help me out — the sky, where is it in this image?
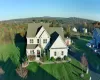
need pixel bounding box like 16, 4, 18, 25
0, 0, 100, 21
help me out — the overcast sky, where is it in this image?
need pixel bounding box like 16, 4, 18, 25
0, 0, 100, 21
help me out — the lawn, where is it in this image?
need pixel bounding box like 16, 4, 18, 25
26, 58, 90, 80
0, 39, 90, 80
72, 36, 100, 72
0, 43, 20, 65
0, 43, 26, 80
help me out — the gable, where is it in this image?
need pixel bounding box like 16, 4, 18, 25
40, 29, 49, 38
50, 35, 66, 49
36, 27, 50, 38
27, 23, 50, 37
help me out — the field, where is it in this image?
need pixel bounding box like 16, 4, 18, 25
72, 36, 100, 72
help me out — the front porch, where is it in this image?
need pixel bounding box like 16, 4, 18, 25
27, 50, 41, 62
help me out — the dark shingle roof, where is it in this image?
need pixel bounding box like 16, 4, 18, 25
27, 22, 64, 40
49, 27, 64, 40
27, 22, 50, 37
26, 44, 41, 49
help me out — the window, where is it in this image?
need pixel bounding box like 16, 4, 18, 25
43, 39, 47, 43
30, 39, 34, 43
54, 52, 56, 56
37, 39, 39, 43
30, 50, 34, 54
61, 51, 64, 55
37, 50, 40, 57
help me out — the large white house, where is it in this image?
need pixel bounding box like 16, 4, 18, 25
26, 23, 68, 61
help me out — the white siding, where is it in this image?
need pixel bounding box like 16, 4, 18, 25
27, 38, 40, 44
26, 49, 34, 56
50, 48, 68, 58
36, 27, 45, 38
50, 35, 68, 59
26, 46, 41, 60
39, 29, 50, 49
51, 35, 66, 48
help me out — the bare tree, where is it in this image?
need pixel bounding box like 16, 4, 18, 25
16, 65, 28, 78
80, 53, 88, 77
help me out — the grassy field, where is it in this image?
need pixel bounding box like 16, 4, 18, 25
72, 36, 100, 72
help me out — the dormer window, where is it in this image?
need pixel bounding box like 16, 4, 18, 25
30, 39, 34, 43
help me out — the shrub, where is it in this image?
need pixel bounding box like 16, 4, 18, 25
63, 56, 68, 60
68, 57, 72, 62
41, 55, 47, 62
56, 57, 62, 61
46, 53, 50, 60
50, 57, 56, 61
27, 55, 36, 61
41, 53, 44, 57
16, 65, 28, 78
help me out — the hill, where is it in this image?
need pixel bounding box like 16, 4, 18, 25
0, 17, 95, 24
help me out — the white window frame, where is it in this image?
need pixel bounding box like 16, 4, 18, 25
30, 39, 34, 43
43, 39, 47, 43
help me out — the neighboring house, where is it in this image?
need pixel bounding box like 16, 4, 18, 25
82, 28, 87, 33
92, 28, 100, 48
83, 28, 87, 33
72, 27, 77, 32
26, 23, 68, 61
65, 37, 71, 46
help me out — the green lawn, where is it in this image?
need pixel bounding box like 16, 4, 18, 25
0, 42, 90, 80
26, 58, 90, 80
72, 36, 100, 72
0, 43, 20, 65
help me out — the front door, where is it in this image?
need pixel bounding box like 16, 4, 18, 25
37, 50, 40, 57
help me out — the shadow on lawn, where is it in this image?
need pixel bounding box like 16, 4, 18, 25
0, 59, 22, 80
14, 33, 27, 63
69, 50, 100, 74
27, 66, 57, 80
70, 62, 86, 73
0, 59, 57, 80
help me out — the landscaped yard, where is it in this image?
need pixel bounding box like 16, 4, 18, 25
0, 40, 90, 80
26, 58, 90, 80
72, 36, 100, 72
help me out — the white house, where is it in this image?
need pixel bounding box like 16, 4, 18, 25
72, 27, 77, 32
26, 23, 68, 61
82, 28, 87, 33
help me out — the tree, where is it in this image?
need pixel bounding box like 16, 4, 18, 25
81, 53, 88, 67
49, 22, 53, 27
16, 65, 28, 78
80, 53, 88, 77
66, 25, 71, 37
